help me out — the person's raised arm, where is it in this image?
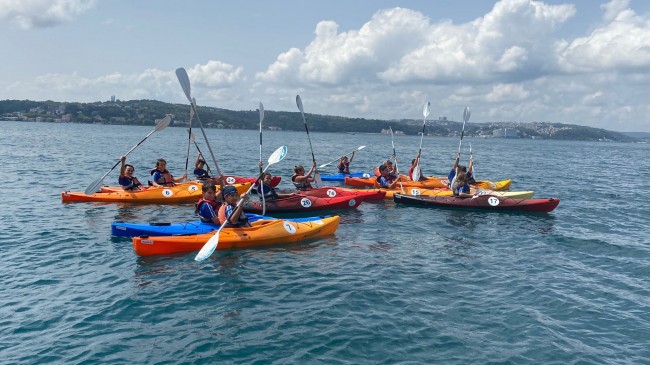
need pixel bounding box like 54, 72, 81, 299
119, 156, 127, 176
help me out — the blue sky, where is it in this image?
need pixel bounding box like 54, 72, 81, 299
1, 0, 650, 132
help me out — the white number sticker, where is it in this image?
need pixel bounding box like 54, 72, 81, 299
162, 189, 173, 197
488, 197, 500, 206
226, 177, 236, 184
348, 198, 357, 207
283, 221, 296, 234
188, 185, 199, 192
326, 189, 337, 197
300, 198, 312, 208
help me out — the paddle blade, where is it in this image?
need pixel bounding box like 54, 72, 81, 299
268, 145, 288, 165
155, 115, 172, 131
175, 67, 192, 102
84, 178, 103, 195
314, 170, 323, 188
412, 165, 421, 182
358, 145, 366, 151
195, 230, 221, 261
463, 106, 471, 123
259, 102, 264, 124
296, 95, 304, 114
423, 102, 431, 119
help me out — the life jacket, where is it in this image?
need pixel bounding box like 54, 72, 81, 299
291, 173, 312, 190
195, 198, 221, 222
337, 161, 350, 174
150, 168, 174, 186
120, 176, 142, 190
218, 203, 250, 228
374, 175, 394, 188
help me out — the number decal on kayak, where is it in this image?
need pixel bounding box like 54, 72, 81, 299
283, 221, 297, 234
226, 177, 236, 184
441, 179, 449, 186
348, 198, 356, 206
477, 189, 486, 196
300, 198, 312, 208
362, 173, 370, 178
410, 188, 421, 196
488, 197, 500, 206
188, 185, 199, 192
162, 189, 173, 197
490, 182, 496, 189
327, 189, 337, 197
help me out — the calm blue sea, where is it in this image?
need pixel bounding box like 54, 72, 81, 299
1, 121, 649, 364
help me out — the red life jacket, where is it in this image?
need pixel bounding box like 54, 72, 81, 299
195, 198, 221, 222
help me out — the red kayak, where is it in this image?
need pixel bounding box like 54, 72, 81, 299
211, 175, 281, 187
393, 194, 559, 213
243, 194, 362, 213
294, 186, 386, 201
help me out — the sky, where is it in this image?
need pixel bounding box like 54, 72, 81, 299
1, 0, 650, 132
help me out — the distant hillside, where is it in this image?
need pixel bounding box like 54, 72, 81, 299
621, 132, 650, 141
0, 99, 639, 142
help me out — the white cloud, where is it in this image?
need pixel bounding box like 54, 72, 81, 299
0, 0, 94, 29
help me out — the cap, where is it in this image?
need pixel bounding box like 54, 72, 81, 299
222, 185, 238, 196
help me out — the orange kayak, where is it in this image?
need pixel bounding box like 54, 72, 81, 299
344, 176, 512, 191
132, 216, 341, 256
62, 182, 251, 204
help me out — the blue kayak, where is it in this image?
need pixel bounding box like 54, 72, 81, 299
320, 172, 370, 182
111, 214, 328, 237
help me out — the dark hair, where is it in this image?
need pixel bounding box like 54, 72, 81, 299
379, 165, 388, 172
262, 172, 272, 178
202, 181, 216, 193
385, 160, 393, 166
458, 165, 467, 172
125, 164, 135, 170
156, 158, 167, 166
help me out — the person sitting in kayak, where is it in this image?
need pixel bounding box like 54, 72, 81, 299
292, 162, 316, 190
408, 151, 427, 181
373, 159, 399, 178
196, 181, 222, 224
118, 156, 143, 191
193, 153, 210, 180
448, 152, 476, 187
150, 158, 187, 187
451, 171, 473, 198
376, 165, 399, 189
337, 152, 355, 174
257, 172, 293, 200
218, 185, 251, 228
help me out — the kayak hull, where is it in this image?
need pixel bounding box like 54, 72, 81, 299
62, 183, 250, 204
294, 186, 386, 201
242, 194, 362, 213
344, 176, 511, 191
132, 216, 341, 256
393, 194, 559, 212
320, 172, 371, 181
377, 187, 533, 199
111, 214, 328, 237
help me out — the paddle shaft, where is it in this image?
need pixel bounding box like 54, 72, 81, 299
296, 95, 322, 187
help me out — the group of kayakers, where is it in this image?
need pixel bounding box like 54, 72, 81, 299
117, 144, 477, 229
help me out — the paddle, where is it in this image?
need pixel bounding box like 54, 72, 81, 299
258, 102, 266, 215
84, 115, 171, 194
175, 68, 223, 178
319, 146, 366, 168
295, 95, 323, 188
389, 126, 404, 192
451, 106, 471, 188
412, 101, 431, 182
183, 103, 196, 178
188, 129, 213, 177
194, 145, 288, 261
469, 142, 476, 178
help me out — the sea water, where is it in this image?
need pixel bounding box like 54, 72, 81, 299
1, 121, 649, 364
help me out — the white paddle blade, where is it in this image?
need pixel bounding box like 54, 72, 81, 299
84, 178, 103, 195
358, 145, 366, 151
314, 170, 323, 188
463, 106, 471, 122
412, 165, 421, 182
423, 102, 431, 118
155, 115, 172, 131
296, 95, 304, 113
194, 231, 220, 261
268, 146, 288, 165
175, 68, 192, 102
259, 102, 265, 123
